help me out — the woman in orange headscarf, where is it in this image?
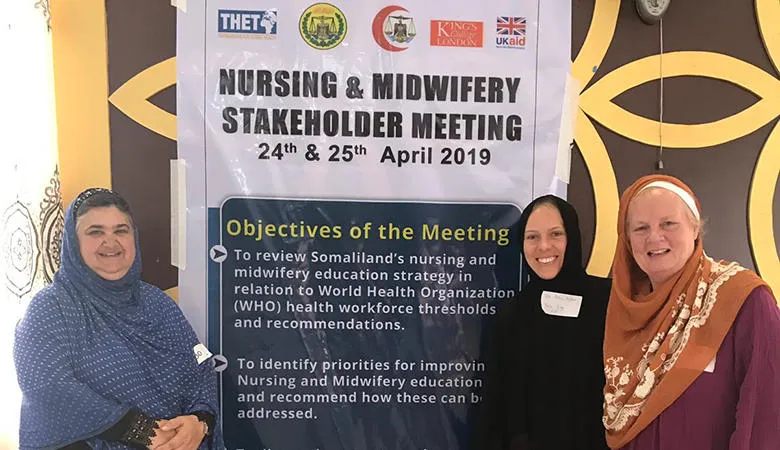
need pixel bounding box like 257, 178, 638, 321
602, 175, 780, 450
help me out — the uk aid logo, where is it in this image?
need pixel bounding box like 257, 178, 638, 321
217, 9, 278, 38
496, 16, 526, 49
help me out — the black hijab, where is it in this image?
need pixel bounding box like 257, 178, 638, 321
475, 195, 610, 450
517, 195, 586, 292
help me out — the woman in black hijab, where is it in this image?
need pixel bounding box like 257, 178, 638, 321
475, 195, 610, 449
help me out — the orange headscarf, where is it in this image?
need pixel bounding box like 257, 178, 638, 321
602, 175, 766, 449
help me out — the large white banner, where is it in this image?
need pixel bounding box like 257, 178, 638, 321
177, 1, 569, 448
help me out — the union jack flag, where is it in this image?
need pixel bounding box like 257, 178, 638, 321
496, 16, 526, 36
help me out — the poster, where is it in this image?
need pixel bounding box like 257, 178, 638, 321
177, 1, 570, 448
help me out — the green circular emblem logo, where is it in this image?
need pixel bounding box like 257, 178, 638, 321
300, 3, 347, 50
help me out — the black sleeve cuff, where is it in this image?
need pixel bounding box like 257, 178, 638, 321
98, 408, 159, 449
192, 410, 216, 436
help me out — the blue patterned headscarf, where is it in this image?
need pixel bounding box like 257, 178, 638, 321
14, 189, 220, 449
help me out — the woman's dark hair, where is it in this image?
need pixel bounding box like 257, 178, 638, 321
72, 188, 134, 223
529, 196, 559, 215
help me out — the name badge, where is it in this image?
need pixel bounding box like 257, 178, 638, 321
194, 343, 213, 365
704, 355, 716, 373
541, 291, 583, 318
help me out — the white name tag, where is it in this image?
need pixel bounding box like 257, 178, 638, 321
194, 343, 213, 365
704, 355, 716, 373
541, 291, 583, 318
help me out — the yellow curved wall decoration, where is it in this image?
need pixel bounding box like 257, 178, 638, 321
51, 0, 112, 206
749, 120, 780, 297
573, 0, 620, 276
571, 0, 620, 277
751, 0, 780, 297
571, 0, 620, 89
576, 108, 619, 276
108, 57, 178, 141
756, 0, 780, 74
581, 51, 780, 149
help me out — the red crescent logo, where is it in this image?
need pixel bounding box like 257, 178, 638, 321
372, 5, 411, 52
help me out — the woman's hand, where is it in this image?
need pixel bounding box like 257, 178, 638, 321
152, 415, 206, 450
148, 420, 176, 449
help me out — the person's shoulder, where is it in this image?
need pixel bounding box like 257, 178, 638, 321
719, 264, 775, 311
16, 283, 68, 334
29, 282, 60, 302
22, 283, 64, 317
741, 284, 777, 314
727, 284, 780, 348
138, 282, 180, 312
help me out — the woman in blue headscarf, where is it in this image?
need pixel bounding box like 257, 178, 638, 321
14, 188, 221, 449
